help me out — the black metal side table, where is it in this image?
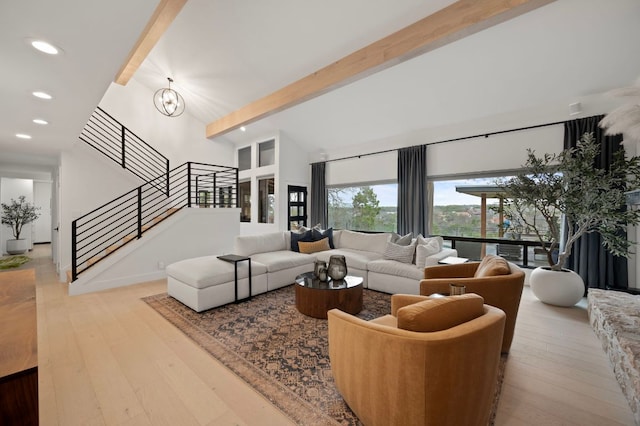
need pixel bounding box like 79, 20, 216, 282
217, 254, 252, 303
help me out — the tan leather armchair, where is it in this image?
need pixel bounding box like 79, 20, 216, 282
420, 260, 524, 353
328, 295, 505, 426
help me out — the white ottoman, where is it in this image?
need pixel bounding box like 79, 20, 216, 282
166, 255, 268, 312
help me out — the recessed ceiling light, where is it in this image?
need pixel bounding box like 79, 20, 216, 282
33, 119, 48, 125
31, 40, 59, 55
32, 91, 52, 100
16, 133, 32, 139
240, 126, 246, 132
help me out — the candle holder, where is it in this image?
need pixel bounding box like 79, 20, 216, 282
327, 255, 347, 281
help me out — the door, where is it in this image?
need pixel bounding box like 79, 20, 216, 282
287, 185, 307, 230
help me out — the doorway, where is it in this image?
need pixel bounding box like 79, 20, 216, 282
287, 185, 307, 230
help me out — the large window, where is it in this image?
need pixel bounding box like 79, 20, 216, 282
239, 180, 251, 222
258, 177, 275, 223
432, 176, 560, 240
258, 139, 275, 167
328, 183, 397, 232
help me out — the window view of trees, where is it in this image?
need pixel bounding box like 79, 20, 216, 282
328, 184, 397, 232
432, 177, 560, 241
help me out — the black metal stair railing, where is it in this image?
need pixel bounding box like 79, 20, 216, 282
79, 106, 169, 186
71, 162, 238, 282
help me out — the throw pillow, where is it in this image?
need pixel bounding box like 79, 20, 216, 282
298, 237, 331, 254
290, 230, 314, 252
415, 239, 441, 268
383, 240, 417, 264
474, 254, 510, 277
391, 232, 413, 246
417, 234, 444, 251
291, 223, 309, 233
396, 294, 485, 332
312, 227, 335, 249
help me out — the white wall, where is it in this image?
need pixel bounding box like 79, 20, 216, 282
99, 79, 235, 167
237, 131, 311, 235
69, 208, 239, 295
0, 178, 34, 255
278, 132, 311, 230
58, 143, 143, 280
33, 181, 52, 243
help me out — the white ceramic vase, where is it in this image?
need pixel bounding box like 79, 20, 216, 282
6, 239, 28, 255
529, 266, 584, 307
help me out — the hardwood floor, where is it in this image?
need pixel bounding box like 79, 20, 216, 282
22, 245, 634, 425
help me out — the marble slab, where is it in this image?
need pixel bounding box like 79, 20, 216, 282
588, 288, 640, 425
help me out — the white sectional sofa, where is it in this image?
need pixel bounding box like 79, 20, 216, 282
167, 229, 456, 312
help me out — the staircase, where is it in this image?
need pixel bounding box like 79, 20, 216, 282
71, 108, 238, 282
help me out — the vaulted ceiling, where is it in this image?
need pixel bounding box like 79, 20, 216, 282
2, 0, 640, 170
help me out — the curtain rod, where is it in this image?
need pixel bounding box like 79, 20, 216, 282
310, 118, 570, 165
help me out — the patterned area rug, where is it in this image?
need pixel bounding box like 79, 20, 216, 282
143, 285, 506, 425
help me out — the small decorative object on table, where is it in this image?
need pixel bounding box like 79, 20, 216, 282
314, 260, 328, 281
450, 284, 466, 295
327, 255, 347, 281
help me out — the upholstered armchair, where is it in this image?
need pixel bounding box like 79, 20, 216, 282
420, 255, 525, 353
328, 294, 506, 426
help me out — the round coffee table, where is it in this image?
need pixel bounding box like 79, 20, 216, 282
294, 272, 363, 319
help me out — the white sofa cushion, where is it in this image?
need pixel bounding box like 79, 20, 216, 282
423, 248, 458, 266
166, 256, 268, 289
250, 250, 314, 273
338, 230, 390, 254
315, 248, 383, 270
367, 259, 424, 280
234, 232, 286, 256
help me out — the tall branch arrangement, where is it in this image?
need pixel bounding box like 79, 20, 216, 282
499, 132, 640, 271
1, 196, 41, 240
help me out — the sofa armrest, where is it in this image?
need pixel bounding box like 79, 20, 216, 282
390, 294, 431, 316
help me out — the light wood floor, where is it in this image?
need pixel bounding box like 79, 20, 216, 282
19, 245, 635, 425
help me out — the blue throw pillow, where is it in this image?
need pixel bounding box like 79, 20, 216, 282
291, 230, 314, 252
312, 227, 335, 249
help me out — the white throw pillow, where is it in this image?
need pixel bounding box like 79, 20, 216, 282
383, 240, 417, 264
391, 232, 413, 246
417, 235, 444, 251
415, 239, 441, 268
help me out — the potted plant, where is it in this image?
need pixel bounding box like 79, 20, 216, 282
1, 196, 41, 255
498, 132, 640, 306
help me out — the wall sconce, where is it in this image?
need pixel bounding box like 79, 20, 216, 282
153, 77, 185, 117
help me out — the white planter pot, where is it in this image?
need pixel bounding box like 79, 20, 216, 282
6, 239, 28, 255
530, 267, 584, 307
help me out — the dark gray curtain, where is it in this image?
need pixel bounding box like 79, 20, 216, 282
310, 162, 327, 229
564, 115, 628, 290
397, 145, 428, 236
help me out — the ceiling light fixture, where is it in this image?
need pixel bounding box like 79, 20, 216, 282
16, 133, 32, 139
153, 77, 185, 117
33, 119, 48, 125
32, 91, 52, 100
240, 126, 246, 132
31, 40, 59, 55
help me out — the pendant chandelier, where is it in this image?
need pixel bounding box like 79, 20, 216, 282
153, 77, 185, 117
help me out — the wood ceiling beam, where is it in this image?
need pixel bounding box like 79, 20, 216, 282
114, 0, 188, 86
206, 0, 555, 139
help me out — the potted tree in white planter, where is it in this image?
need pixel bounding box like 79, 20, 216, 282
499, 132, 640, 306
1, 196, 41, 255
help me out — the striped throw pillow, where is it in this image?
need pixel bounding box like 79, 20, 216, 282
383, 240, 416, 264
